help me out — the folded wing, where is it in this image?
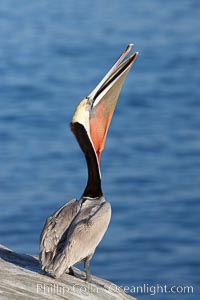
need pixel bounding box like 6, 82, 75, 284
48, 200, 111, 278
39, 198, 81, 272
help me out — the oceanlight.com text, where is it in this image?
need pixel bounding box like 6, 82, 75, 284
111, 283, 194, 296
36, 282, 194, 297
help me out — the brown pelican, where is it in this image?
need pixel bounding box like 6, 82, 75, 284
39, 44, 138, 282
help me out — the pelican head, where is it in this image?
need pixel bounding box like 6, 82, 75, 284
71, 44, 138, 198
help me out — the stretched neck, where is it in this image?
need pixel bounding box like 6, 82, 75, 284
70, 122, 103, 198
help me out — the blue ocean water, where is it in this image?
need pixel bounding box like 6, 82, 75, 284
0, 1, 200, 299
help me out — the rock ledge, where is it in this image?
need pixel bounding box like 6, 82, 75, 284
0, 244, 137, 300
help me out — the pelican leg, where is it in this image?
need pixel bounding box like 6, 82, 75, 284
84, 255, 93, 282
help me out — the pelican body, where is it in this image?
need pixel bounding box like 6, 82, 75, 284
40, 44, 138, 281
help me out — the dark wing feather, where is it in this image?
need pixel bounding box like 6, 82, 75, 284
39, 198, 81, 271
